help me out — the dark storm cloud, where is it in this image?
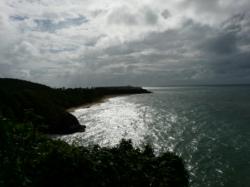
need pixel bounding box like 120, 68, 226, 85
205, 33, 237, 54
83, 13, 250, 86
204, 13, 250, 54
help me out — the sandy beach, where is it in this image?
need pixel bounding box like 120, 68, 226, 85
66, 94, 132, 112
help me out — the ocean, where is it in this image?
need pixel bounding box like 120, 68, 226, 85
59, 86, 250, 187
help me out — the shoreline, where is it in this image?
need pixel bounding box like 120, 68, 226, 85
66, 93, 141, 113
67, 95, 111, 112
0, 78, 151, 134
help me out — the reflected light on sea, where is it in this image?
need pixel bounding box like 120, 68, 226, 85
59, 96, 155, 148
57, 86, 250, 187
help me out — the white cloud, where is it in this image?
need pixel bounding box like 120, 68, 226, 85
0, 0, 250, 86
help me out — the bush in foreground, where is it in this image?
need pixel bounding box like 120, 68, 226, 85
0, 119, 189, 187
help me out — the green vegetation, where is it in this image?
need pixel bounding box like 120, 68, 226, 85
0, 119, 189, 187
0, 78, 150, 134
0, 78, 189, 186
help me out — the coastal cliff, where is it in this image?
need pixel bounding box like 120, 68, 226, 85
0, 78, 150, 134
0, 78, 189, 187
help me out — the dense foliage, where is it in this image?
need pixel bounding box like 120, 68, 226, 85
0, 78, 150, 134
0, 119, 189, 187
0, 78, 188, 186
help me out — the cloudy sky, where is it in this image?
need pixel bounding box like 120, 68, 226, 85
0, 0, 250, 87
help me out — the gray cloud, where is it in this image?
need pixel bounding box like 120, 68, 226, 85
161, 9, 171, 19
107, 6, 159, 26
182, 0, 220, 12
202, 32, 237, 55
33, 16, 88, 32
144, 8, 158, 25
0, 0, 250, 87
107, 7, 138, 25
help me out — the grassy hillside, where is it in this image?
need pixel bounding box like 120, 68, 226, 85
0, 78, 150, 134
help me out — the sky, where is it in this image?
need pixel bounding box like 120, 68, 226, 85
0, 0, 250, 87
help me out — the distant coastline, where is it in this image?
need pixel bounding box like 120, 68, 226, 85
144, 84, 250, 88
0, 78, 189, 187
0, 78, 151, 134
67, 93, 149, 113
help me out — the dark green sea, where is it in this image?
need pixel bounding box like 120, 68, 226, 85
60, 86, 250, 187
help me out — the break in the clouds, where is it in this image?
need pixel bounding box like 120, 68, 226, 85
0, 0, 250, 87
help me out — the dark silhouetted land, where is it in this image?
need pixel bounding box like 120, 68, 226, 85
0, 78, 150, 134
0, 78, 189, 187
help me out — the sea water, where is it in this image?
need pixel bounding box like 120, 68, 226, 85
59, 86, 250, 187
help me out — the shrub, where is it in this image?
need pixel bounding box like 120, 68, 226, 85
0, 119, 189, 187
